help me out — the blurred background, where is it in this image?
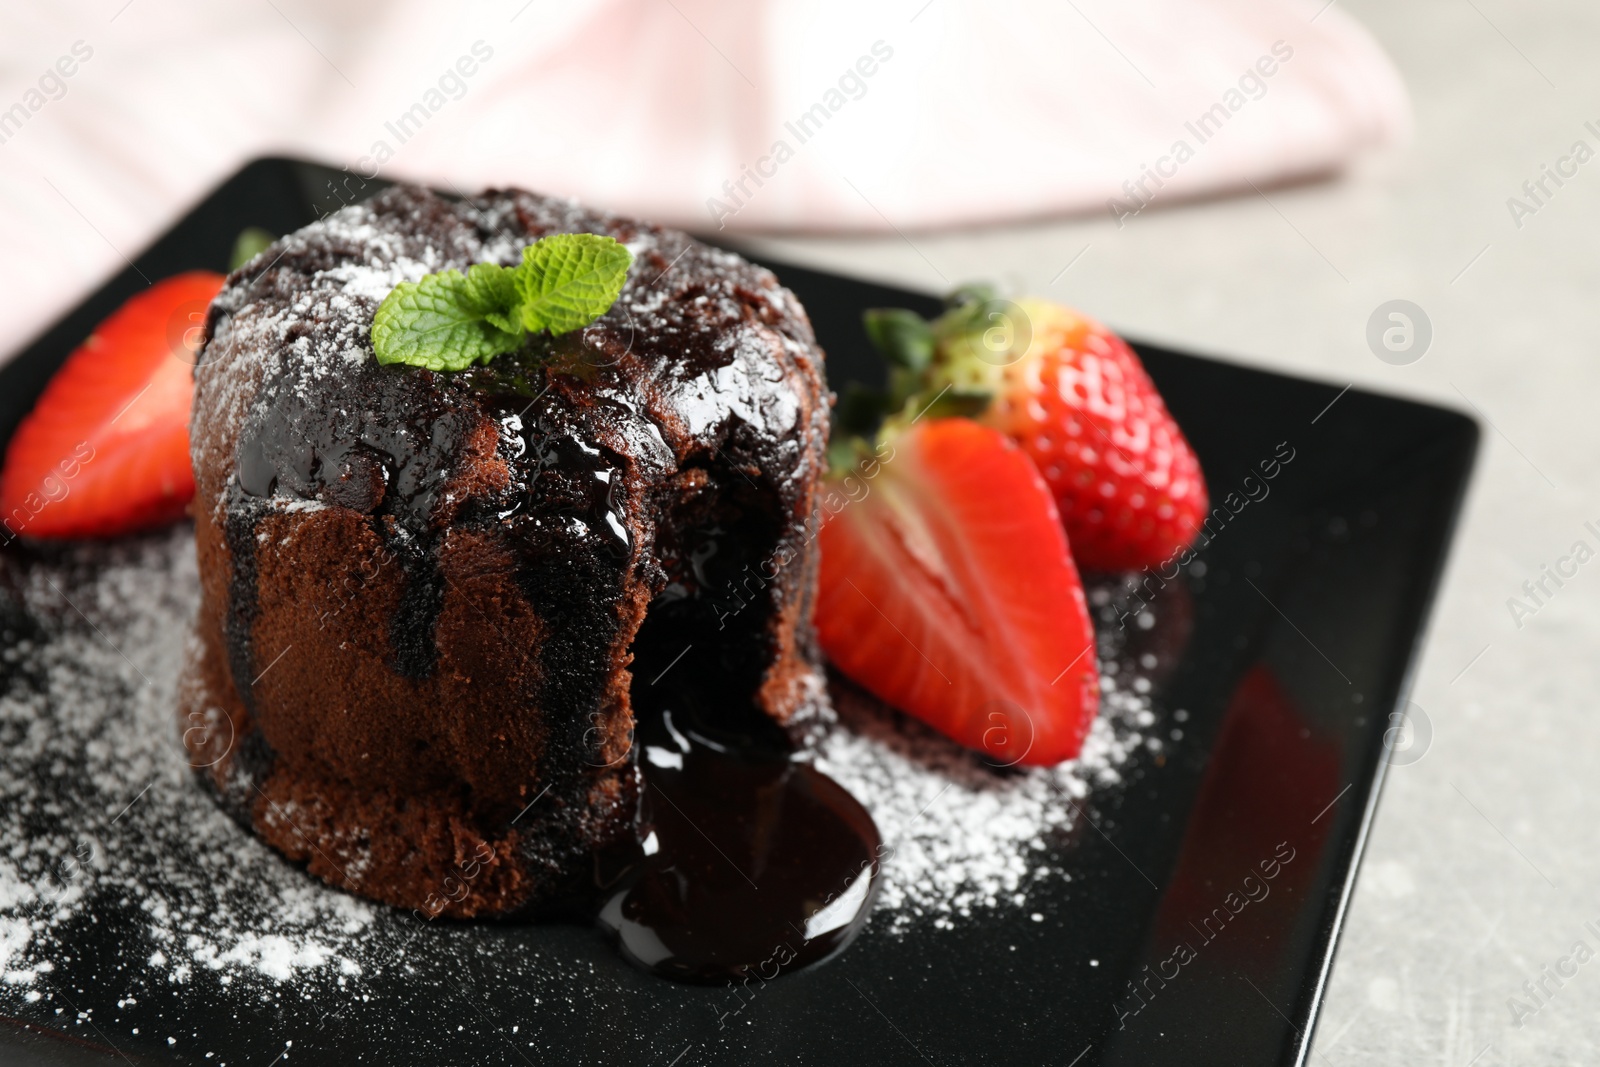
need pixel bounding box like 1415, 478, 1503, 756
0, 0, 1410, 350
1, 0, 1595, 1060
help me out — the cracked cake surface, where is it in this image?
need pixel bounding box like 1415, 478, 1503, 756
181, 184, 831, 917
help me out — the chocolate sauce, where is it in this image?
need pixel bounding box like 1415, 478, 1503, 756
235, 371, 474, 528
497, 408, 632, 560
598, 696, 882, 983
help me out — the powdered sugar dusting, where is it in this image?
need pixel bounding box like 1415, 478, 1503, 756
814, 580, 1163, 933
0, 530, 375, 995
0, 529, 1172, 1003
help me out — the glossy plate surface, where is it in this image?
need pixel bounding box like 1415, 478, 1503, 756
0, 159, 1477, 1066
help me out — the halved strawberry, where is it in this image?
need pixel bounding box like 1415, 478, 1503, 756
816, 418, 1099, 766
863, 293, 1208, 572
0, 272, 224, 540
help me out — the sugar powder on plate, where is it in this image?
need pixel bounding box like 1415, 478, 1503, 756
0, 530, 376, 995
813, 581, 1158, 933
0, 528, 1162, 993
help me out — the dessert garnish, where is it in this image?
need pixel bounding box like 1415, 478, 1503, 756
816, 417, 1100, 767
0, 271, 222, 539
856, 288, 1209, 571
229, 227, 276, 270
371, 232, 631, 371
815, 288, 1209, 765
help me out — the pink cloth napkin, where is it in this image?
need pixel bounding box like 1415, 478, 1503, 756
0, 0, 1407, 358
315, 0, 1407, 232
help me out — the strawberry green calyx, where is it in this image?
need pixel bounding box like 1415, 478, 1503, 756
826, 433, 878, 479
926, 292, 1038, 393
863, 307, 933, 373
847, 286, 1036, 446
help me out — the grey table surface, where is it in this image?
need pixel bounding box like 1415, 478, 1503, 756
742, 1, 1600, 1061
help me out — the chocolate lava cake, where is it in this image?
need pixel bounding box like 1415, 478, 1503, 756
180, 185, 831, 918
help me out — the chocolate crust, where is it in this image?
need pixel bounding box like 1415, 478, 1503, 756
180, 185, 830, 917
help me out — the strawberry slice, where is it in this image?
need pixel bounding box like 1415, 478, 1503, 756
1, 272, 224, 540
816, 418, 1099, 766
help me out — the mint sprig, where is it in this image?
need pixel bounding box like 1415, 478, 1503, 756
372, 233, 632, 372
229, 227, 276, 271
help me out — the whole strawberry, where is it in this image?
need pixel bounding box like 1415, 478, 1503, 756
862, 291, 1207, 572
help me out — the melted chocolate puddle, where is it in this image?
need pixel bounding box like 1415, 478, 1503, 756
598, 696, 882, 983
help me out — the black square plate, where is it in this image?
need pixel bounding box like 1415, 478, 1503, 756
0, 159, 1477, 1066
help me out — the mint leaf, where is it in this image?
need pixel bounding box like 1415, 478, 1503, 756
229, 227, 276, 271
461, 263, 522, 333
514, 234, 632, 336
370, 233, 632, 371
372, 270, 522, 372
